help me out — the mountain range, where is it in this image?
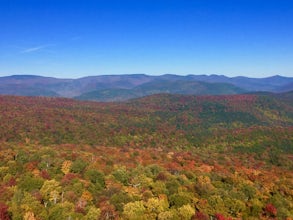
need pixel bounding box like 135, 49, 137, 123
0, 74, 292, 101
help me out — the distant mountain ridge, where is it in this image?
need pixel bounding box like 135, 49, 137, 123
0, 74, 292, 101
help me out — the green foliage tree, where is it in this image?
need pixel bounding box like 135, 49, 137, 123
169, 192, 193, 208
248, 198, 263, 218
151, 181, 168, 196
18, 174, 44, 192
110, 192, 134, 212
9, 188, 23, 220
112, 166, 129, 185
165, 178, 180, 195
84, 169, 105, 187
71, 159, 87, 174
48, 201, 78, 219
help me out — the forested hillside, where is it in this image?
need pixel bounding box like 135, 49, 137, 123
0, 93, 292, 219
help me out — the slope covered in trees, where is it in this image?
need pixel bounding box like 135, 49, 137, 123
0, 93, 292, 147
0, 93, 292, 219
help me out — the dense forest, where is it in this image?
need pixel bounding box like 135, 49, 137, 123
0, 92, 292, 219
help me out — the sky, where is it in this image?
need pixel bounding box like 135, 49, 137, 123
0, 0, 293, 78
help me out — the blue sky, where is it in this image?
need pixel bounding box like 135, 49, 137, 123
0, 0, 293, 78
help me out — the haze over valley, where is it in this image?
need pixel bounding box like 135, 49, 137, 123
0, 74, 292, 101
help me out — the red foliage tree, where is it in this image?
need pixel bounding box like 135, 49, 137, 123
39, 170, 51, 180
214, 213, 232, 220
192, 211, 209, 220
61, 173, 78, 185
5, 177, 16, 187
265, 203, 277, 217
99, 201, 118, 220
0, 202, 10, 220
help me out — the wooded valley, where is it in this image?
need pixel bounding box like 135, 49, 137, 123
0, 92, 292, 219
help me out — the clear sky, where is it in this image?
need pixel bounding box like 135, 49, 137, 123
0, 0, 293, 78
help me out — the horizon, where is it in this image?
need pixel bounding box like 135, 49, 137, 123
1, 0, 293, 78
0, 73, 291, 80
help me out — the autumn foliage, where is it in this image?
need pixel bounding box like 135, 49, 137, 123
0, 93, 292, 219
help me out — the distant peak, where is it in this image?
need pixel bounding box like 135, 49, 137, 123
269, 75, 283, 78
10, 75, 42, 78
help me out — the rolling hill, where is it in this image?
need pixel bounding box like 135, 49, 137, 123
0, 74, 292, 101
75, 80, 246, 101
0, 92, 292, 148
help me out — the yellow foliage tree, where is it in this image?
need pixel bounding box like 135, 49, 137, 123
81, 190, 93, 202
158, 210, 176, 220
177, 204, 195, 219
123, 201, 147, 220
61, 160, 72, 174
40, 179, 61, 206
23, 211, 36, 220
145, 197, 169, 217
84, 206, 101, 220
